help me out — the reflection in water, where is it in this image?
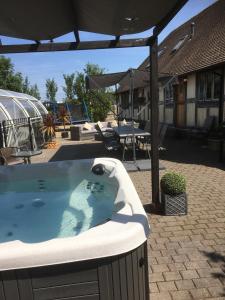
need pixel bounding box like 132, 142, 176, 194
0, 176, 118, 244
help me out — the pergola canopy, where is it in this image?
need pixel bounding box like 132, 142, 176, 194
1, 0, 183, 40
0, 0, 188, 205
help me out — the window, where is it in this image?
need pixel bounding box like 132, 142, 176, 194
171, 35, 188, 53
0, 97, 26, 119
197, 70, 222, 101
32, 101, 48, 115
0, 107, 7, 121
164, 82, 174, 104
121, 92, 129, 109
17, 99, 39, 117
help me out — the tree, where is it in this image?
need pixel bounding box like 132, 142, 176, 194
46, 78, 58, 102
0, 56, 23, 92
0, 56, 41, 97
74, 63, 114, 122
29, 84, 41, 99
22, 76, 30, 94
63, 73, 75, 101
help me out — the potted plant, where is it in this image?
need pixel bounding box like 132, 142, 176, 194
58, 107, 70, 138
160, 172, 187, 216
41, 114, 57, 149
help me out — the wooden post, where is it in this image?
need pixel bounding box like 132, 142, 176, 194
150, 36, 160, 206
219, 67, 225, 162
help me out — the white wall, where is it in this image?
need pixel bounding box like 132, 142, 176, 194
186, 103, 195, 127
187, 74, 196, 99
159, 104, 164, 123
165, 108, 173, 124
197, 108, 207, 128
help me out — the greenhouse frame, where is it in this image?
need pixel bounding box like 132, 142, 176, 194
0, 89, 48, 151
0, 89, 47, 121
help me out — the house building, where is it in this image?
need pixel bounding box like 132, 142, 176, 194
118, 0, 225, 129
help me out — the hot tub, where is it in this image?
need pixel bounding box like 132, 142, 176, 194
0, 158, 150, 300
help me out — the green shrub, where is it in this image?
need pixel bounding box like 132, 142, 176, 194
160, 172, 186, 196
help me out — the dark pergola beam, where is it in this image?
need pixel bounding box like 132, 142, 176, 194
0, 37, 153, 54
74, 30, 80, 43
149, 35, 160, 207
219, 67, 225, 162
154, 0, 188, 35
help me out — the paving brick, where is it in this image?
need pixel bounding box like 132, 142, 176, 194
193, 277, 222, 288
157, 256, 173, 264
189, 288, 211, 299
149, 282, 159, 293
170, 290, 192, 300
158, 281, 177, 292
208, 286, 225, 297
163, 271, 182, 281
175, 279, 195, 290
197, 267, 224, 278
150, 292, 172, 300
167, 263, 186, 271
172, 255, 190, 263
149, 273, 164, 283
184, 261, 211, 269
180, 269, 199, 280
151, 264, 169, 273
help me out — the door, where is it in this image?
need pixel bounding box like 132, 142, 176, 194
174, 80, 186, 128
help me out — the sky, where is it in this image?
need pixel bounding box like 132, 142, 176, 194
1, 0, 216, 101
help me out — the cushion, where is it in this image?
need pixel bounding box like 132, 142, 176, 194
111, 120, 117, 127
83, 122, 93, 130
97, 121, 104, 129
122, 119, 127, 125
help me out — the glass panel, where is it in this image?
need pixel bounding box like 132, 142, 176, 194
0, 97, 26, 119
0, 108, 7, 122
164, 82, 174, 103
32, 101, 47, 115
16, 99, 39, 117
121, 92, 129, 109
198, 73, 205, 99
214, 73, 221, 99
206, 72, 212, 99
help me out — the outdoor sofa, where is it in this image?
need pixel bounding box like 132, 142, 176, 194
70, 121, 115, 141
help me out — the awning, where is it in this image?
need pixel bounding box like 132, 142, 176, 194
86, 72, 127, 90
86, 69, 149, 91
0, 0, 183, 40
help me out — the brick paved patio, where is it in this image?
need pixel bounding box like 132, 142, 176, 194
131, 138, 225, 300
10, 136, 225, 299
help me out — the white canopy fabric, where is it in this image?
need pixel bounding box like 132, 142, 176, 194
0, 0, 183, 40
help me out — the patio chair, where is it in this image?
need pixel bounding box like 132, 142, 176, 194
96, 123, 121, 152
142, 123, 168, 159
95, 123, 116, 141
137, 122, 163, 147
188, 116, 216, 139
121, 136, 139, 161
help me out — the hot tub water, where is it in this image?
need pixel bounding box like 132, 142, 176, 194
0, 176, 118, 243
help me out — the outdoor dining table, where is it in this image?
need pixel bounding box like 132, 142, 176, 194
113, 126, 150, 139
11, 149, 42, 164
113, 126, 150, 162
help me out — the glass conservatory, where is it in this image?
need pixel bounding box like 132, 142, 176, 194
0, 89, 48, 121
0, 89, 48, 150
